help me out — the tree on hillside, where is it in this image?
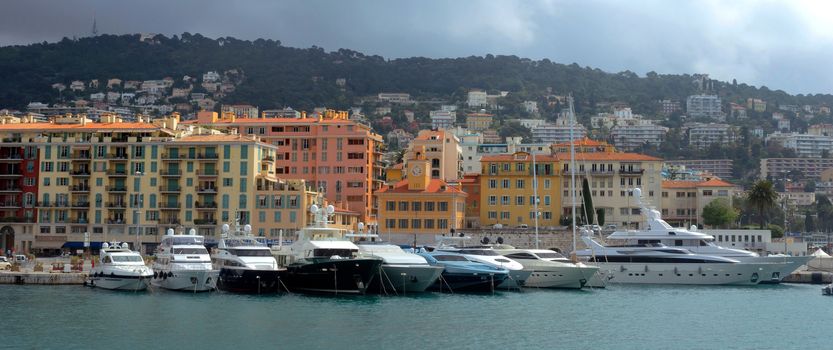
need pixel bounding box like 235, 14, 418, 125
702, 198, 738, 228
747, 180, 779, 229
497, 121, 532, 141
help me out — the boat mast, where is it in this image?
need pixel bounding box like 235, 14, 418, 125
569, 95, 578, 254
532, 152, 540, 249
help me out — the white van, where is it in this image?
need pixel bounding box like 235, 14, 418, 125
13, 254, 27, 264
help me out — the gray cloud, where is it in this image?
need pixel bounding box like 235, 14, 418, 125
0, 0, 831, 94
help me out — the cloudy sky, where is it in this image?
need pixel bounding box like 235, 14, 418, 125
1, 0, 831, 94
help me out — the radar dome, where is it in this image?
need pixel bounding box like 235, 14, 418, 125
327, 205, 335, 214
189, 228, 196, 235
166, 228, 175, 235
222, 224, 230, 233
244, 224, 252, 233
121, 242, 130, 249
310, 204, 319, 214
633, 188, 642, 198
102, 242, 110, 249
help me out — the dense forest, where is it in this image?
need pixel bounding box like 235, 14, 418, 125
3, 33, 833, 114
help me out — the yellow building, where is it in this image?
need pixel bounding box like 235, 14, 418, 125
465, 113, 494, 131
376, 146, 466, 238
479, 152, 561, 228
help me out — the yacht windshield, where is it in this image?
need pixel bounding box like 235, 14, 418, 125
312, 249, 355, 258
111, 255, 144, 262
433, 255, 468, 262
173, 248, 208, 255
458, 249, 499, 256
536, 252, 566, 259
171, 237, 203, 245
226, 248, 271, 257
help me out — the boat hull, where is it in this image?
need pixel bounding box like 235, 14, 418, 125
737, 256, 814, 284
430, 270, 508, 293
589, 262, 775, 285
88, 275, 151, 291
285, 258, 382, 295
218, 268, 288, 294
497, 270, 533, 290
371, 264, 444, 294
523, 265, 600, 289
151, 269, 220, 292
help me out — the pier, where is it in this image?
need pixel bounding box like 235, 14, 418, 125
0, 271, 87, 285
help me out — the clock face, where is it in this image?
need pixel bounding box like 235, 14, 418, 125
411, 166, 422, 176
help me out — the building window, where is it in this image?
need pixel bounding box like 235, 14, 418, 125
412, 219, 421, 229
398, 219, 408, 229
516, 179, 524, 189
438, 202, 448, 211
386, 201, 395, 211
516, 196, 524, 205
425, 202, 435, 211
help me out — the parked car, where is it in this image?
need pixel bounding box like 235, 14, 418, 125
13, 255, 27, 264
0, 256, 10, 270
517, 224, 529, 229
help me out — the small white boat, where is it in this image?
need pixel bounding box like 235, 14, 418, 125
494, 248, 600, 289
87, 242, 153, 291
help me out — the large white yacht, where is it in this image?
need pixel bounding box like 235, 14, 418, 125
151, 229, 220, 292
213, 223, 287, 293
429, 235, 531, 289
271, 203, 382, 295
494, 247, 600, 289
87, 242, 153, 291
349, 231, 443, 294
603, 188, 811, 283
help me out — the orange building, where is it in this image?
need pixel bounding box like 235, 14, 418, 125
191, 110, 384, 224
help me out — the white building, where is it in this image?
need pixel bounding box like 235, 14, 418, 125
531, 120, 588, 144
769, 133, 833, 158
378, 93, 411, 104
459, 135, 549, 175
523, 100, 538, 114
686, 94, 723, 119
203, 71, 220, 83
467, 90, 488, 108
778, 119, 791, 132
610, 121, 669, 151
687, 123, 736, 149
512, 118, 548, 129
430, 110, 456, 130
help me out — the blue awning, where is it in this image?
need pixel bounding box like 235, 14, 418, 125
61, 241, 104, 249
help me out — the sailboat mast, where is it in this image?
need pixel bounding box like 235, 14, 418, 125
532, 152, 540, 249
568, 95, 578, 253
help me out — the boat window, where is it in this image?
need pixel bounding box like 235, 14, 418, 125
226, 249, 271, 257
535, 252, 565, 259
313, 249, 355, 258
173, 248, 209, 255
457, 249, 499, 256
111, 255, 143, 262
433, 255, 468, 261
700, 240, 710, 246
104, 256, 113, 263
171, 237, 204, 245
495, 258, 512, 263
674, 240, 683, 246
504, 253, 535, 260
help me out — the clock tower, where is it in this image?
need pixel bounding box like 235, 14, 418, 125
407, 145, 431, 191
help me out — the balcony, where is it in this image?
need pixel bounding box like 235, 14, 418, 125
159, 202, 182, 210
0, 217, 34, 223
194, 219, 217, 226
70, 170, 91, 177
106, 186, 127, 192
159, 218, 181, 225
71, 153, 92, 160
106, 202, 126, 208
106, 219, 126, 225
196, 186, 217, 194
161, 153, 186, 160
159, 185, 181, 193
262, 155, 275, 163
107, 154, 129, 160
195, 202, 217, 210
69, 218, 89, 224
196, 169, 218, 177
194, 154, 219, 161
70, 185, 90, 193
107, 169, 128, 177
0, 154, 23, 162
590, 169, 615, 176
0, 171, 23, 177
160, 169, 182, 177
0, 186, 21, 192
619, 169, 645, 176
71, 202, 90, 208
0, 202, 20, 209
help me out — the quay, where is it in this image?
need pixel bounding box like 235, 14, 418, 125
0, 271, 87, 285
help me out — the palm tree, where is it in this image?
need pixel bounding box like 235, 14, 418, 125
747, 180, 778, 229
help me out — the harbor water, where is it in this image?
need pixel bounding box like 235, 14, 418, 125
2, 284, 831, 350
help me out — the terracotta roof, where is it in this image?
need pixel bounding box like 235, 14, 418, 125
662, 178, 735, 189
466, 113, 494, 117
553, 152, 662, 162
480, 153, 559, 162
202, 117, 354, 125
553, 137, 608, 147
376, 179, 467, 195
415, 130, 445, 140
0, 122, 159, 131
173, 134, 266, 144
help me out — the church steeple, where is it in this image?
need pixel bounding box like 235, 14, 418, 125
407, 145, 430, 191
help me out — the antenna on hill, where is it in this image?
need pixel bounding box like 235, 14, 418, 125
91, 13, 98, 36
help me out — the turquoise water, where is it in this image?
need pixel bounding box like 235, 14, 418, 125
1, 284, 830, 350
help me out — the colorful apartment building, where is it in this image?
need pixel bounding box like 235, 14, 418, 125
191, 110, 384, 224
403, 129, 461, 182
479, 152, 561, 228
376, 146, 466, 239
0, 113, 357, 255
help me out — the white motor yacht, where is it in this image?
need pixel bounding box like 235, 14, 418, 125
151, 229, 220, 292
430, 235, 531, 289
494, 247, 600, 289
603, 188, 811, 283
349, 232, 443, 294
87, 242, 153, 291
